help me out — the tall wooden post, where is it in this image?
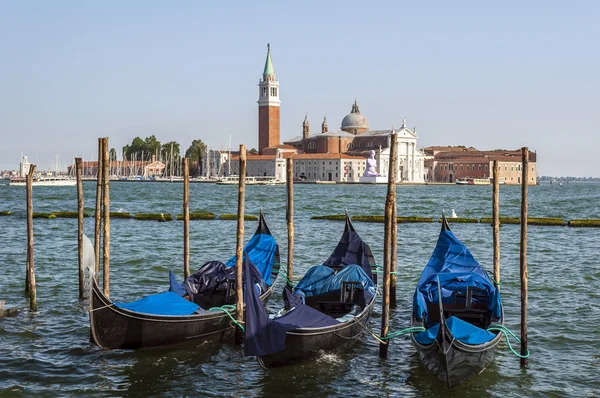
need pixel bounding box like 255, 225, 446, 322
235, 145, 246, 345
76, 157, 85, 299
102, 137, 110, 298
380, 132, 398, 358
520, 147, 529, 367
183, 158, 190, 279
94, 138, 104, 278
492, 160, 500, 285
26, 164, 37, 311
286, 158, 294, 286
389, 136, 398, 308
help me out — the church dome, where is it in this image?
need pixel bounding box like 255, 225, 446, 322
341, 100, 369, 134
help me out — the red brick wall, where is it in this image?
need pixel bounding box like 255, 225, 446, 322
258, 106, 280, 154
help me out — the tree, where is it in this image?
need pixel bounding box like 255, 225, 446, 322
109, 148, 117, 161
185, 139, 207, 177
124, 136, 146, 160
248, 148, 258, 155
144, 135, 161, 160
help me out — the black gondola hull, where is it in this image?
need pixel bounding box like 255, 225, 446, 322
257, 297, 375, 368
410, 318, 503, 388
90, 278, 274, 349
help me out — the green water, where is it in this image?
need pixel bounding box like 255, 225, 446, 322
0, 181, 598, 397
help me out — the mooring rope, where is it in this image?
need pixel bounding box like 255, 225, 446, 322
209, 305, 245, 332
487, 324, 530, 358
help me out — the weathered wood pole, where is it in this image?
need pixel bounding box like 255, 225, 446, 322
234, 145, 246, 345
183, 157, 190, 279
26, 164, 37, 311
380, 132, 398, 358
76, 157, 85, 299
286, 158, 294, 285
492, 159, 500, 285
520, 147, 529, 367
389, 135, 399, 308
102, 137, 110, 298
94, 138, 104, 278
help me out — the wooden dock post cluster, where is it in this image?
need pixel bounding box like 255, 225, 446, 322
26, 164, 37, 311
90, 138, 111, 298
379, 132, 398, 359
286, 158, 294, 285
520, 147, 529, 367
235, 145, 247, 345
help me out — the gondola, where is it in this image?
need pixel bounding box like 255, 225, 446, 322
410, 215, 504, 388
244, 214, 377, 368
87, 211, 280, 350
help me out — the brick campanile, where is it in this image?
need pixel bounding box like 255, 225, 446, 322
257, 44, 280, 154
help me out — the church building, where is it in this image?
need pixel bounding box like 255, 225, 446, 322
229, 45, 426, 183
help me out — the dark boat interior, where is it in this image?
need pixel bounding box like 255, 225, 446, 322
303, 281, 366, 319
425, 286, 495, 329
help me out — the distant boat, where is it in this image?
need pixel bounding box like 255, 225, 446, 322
455, 177, 490, 186
9, 155, 76, 187
450, 209, 458, 218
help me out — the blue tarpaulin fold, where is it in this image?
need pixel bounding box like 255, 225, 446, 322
226, 233, 278, 285
413, 316, 496, 345
115, 292, 200, 316
413, 228, 501, 322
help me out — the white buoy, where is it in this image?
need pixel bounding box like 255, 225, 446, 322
450, 209, 458, 218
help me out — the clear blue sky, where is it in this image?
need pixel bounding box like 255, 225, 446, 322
1, 1, 598, 176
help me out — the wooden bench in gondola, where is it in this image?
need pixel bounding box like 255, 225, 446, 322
426, 286, 491, 329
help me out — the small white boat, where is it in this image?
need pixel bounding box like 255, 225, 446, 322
9, 155, 76, 187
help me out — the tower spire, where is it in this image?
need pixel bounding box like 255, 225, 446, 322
322, 115, 328, 133
263, 43, 275, 77
351, 99, 360, 114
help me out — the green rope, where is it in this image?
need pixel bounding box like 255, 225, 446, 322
485, 270, 501, 286
487, 324, 529, 358
380, 326, 425, 340
278, 268, 293, 286
209, 304, 245, 332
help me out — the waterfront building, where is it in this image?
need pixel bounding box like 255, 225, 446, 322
201, 149, 230, 178
424, 147, 537, 184
230, 44, 426, 183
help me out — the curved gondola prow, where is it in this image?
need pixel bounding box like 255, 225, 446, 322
435, 274, 452, 389
441, 213, 451, 232
344, 211, 356, 233
255, 209, 272, 236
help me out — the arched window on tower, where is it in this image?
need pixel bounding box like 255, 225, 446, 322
308, 141, 316, 149
262, 87, 267, 97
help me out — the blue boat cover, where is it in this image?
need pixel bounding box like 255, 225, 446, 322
413, 228, 501, 322
322, 229, 374, 279
294, 264, 376, 305
169, 270, 187, 296
243, 255, 338, 357
413, 316, 496, 345
225, 233, 278, 285
115, 291, 200, 316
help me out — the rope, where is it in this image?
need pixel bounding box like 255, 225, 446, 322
278, 268, 293, 287
380, 326, 426, 341
487, 324, 529, 358
485, 270, 501, 286
88, 303, 114, 312
209, 305, 245, 332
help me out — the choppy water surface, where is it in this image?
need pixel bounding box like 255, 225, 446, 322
1, 181, 599, 397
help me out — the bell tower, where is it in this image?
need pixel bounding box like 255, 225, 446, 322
258, 44, 281, 154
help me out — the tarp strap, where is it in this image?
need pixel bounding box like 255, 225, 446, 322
209, 304, 245, 331
487, 324, 530, 358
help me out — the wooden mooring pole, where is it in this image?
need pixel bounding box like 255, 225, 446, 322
183, 157, 190, 279
379, 132, 398, 358
94, 138, 104, 279
520, 147, 529, 368
389, 134, 398, 309
102, 137, 110, 298
26, 164, 37, 311
286, 157, 294, 286
76, 157, 85, 299
492, 160, 500, 285
235, 145, 247, 345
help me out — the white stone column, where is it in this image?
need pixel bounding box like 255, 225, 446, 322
411, 142, 416, 182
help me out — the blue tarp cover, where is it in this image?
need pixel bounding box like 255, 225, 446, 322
413, 316, 496, 345
243, 256, 338, 357
225, 233, 278, 285
294, 264, 376, 302
413, 228, 501, 322
115, 291, 200, 316
322, 230, 374, 279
